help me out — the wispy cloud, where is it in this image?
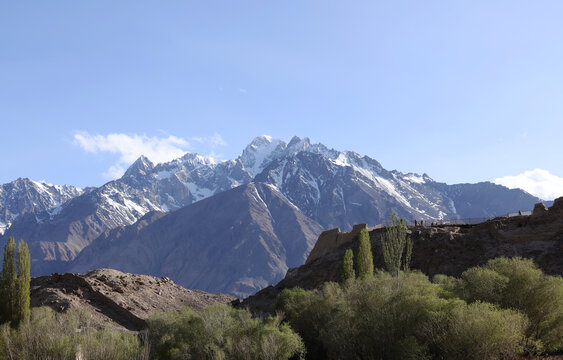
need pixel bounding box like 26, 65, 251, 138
191, 133, 227, 148
73, 132, 190, 180
190, 133, 228, 161
494, 168, 563, 201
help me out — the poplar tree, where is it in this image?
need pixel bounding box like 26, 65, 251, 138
1, 237, 16, 325
0, 237, 31, 327
381, 213, 412, 277
340, 249, 355, 283
355, 229, 374, 279
14, 239, 31, 326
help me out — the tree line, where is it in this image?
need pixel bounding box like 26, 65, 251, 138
277, 213, 563, 359
1, 216, 561, 359
341, 213, 412, 282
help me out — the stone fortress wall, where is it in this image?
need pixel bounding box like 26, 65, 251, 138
305, 197, 563, 265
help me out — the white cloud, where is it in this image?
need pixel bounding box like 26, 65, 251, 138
494, 168, 563, 201
73, 132, 190, 180
191, 133, 227, 148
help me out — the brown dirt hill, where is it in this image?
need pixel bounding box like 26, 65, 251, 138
239, 198, 563, 314
30, 269, 235, 332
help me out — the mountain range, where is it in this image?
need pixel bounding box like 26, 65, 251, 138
0, 136, 544, 297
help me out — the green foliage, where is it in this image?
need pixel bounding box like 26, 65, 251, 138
1, 238, 15, 325
381, 214, 411, 276
336, 271, 442, 360
426, 301, 528, 360
0, 306, 146, 360
340, 249, 355, 283
14, 240, 30, 327
275, 285, 340, 360
431, 274, 463, 299
456, 257, 563, 353
459, 267, 509, 304
146, 304, 305, 360
277, 270, 532, 360
1, 238, 31, 327
355, 229, 373, 279
0, 238, 17, 326
278, 272, 430, 359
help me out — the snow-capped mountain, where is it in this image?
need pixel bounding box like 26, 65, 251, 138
1, 135, 543, 293
0, 178, 83, 235
70, 182, 323, 298
2, 152, 251, 274
251, 136, 540, 230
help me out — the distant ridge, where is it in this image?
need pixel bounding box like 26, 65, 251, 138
1, 135, 544, 296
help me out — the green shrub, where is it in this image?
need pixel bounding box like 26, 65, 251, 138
457, 257, 563, 353
146, 304, 304, 360
460, 267, 509, 303
338, 271, 442, 360
277, 271, 447, 359
277, 270, 535, 360
427, 301, 527, 360
276, 284, 342, 360
0, 306, 145, 360
431, 274, 462, 299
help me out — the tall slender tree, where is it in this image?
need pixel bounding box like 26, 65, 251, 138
1, 237, 16, 325
15, 239, 30, 326
381, 213, 412, 277
355, 229, 374, 279
0, 237, 31, 327
340, 249, 355, 283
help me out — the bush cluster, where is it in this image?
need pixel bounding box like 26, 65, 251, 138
277, 258, 562, 360
0, 306, 146, 360
1, 253, 560, 360
0, 304, 305, 360
441, 257, 563, 353
146, 304, 305, 360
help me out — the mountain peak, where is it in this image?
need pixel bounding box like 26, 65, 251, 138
179, 152, 216, 166
123, 156, 155, 178
241, 136, 286, 177
247, 135, 281, 148
287, 136, 311, 150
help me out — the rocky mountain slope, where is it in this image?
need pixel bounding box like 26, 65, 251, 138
1, 135, 545, 296
240, 198, 563, 313
70, 182, 323, 298
31, 268, 235, 332
0, 178, 83, 235
2, 154, 250, 275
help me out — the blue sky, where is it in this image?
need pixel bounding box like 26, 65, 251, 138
1, 1, 562, 199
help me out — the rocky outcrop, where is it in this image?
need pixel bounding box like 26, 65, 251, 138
31, 269, 235, 332
306, 224, 369, 265
240, 199, 563, 314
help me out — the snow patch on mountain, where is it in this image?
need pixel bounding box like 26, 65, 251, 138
0, 178, 83, 233
186, 182, 214, 200
240, 135, 286, 177
404, 173, 426, 184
